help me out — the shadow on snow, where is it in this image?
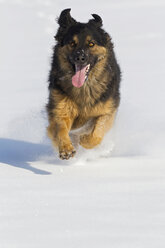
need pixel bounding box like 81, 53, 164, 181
0, 138, 53, 175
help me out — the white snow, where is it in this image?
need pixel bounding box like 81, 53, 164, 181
0, 0, 165, 247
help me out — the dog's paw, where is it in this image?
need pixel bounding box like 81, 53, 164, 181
59, 144, 76, 160
79, 134, 102, 149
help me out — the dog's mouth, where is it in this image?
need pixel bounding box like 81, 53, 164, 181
72, 64, 90, 88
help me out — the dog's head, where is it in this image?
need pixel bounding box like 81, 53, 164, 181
55, 9, 112, 88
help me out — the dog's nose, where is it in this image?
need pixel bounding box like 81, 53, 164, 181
74, 50, 87, 64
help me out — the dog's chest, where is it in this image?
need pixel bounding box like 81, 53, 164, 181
71, 114, 94, 132
71, 104, 103, 130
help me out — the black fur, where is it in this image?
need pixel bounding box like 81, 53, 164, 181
48, 9, 121, 110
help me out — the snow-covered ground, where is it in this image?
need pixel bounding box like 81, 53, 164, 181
0, 0, 165, 247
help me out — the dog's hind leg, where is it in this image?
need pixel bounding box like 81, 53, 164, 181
79, 111, 116, 149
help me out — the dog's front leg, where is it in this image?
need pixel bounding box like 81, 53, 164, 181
79, 111, 116, 149
47, 117, 76, 160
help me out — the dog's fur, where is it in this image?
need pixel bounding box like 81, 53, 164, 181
47, 9, 121, 159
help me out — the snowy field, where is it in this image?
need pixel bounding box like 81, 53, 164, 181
0, 0, 165, 247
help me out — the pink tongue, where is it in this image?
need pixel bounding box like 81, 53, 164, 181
72, 64, 88, 88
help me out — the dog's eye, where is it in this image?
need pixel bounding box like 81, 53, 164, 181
88, 42, 95, 47
70, 41, 77, 48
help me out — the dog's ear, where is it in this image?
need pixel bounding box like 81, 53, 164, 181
58, 8, 76, 28
88, 14, 103, 28
55, 9, 76, 44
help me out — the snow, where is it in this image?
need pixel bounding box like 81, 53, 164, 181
0, 0, 165, 247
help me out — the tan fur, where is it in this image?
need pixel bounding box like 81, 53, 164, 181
72, 35, 79, 44
79, 110, 116, 149
47, 88, 117, 159
47, 35, 118, 159
85, 35, 107, 57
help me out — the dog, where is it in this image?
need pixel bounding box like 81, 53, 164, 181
47, 8, 121, 160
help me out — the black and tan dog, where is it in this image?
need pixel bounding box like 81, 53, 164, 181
47, 9, 121, 160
